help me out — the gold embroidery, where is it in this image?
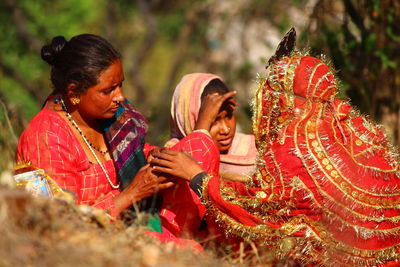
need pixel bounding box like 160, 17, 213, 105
202, 50, 400, 267
256, 191, 267, 199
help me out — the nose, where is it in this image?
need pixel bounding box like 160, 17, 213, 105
219, 120, 230, 134
113, 86, 125, 102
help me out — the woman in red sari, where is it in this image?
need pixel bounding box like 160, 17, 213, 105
15, 34, 208, 230
152, 28, 400, 265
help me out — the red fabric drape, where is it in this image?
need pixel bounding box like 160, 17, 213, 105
201, 54, 400, 266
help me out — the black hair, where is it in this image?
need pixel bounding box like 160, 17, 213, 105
200, 78, 230, 101
41, 34, 121, 94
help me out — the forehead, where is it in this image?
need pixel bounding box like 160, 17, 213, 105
219, 100, 234, 113
97, 60, 124, 85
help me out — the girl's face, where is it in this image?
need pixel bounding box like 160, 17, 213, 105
77, 59, 125, 120
209, 100, 237, 154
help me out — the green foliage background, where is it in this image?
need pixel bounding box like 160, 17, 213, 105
0, 0, 399, 173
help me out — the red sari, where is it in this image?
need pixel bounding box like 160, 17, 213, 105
159, 131, 220, 238
16, 100, 211, 252
16, 108, 120, 216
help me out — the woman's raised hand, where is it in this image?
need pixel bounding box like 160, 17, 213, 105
194, 91, 237, 132
150, 149, 204, 181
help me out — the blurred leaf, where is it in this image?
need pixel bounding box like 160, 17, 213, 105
386, 26, 400, 42
365, 33, 376, 51
375, 50, 397, 69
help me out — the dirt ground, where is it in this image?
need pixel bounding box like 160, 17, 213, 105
0, 185, 242, 267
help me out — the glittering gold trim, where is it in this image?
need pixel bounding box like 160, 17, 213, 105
308, 111, 400, 202
203, 198, 400, 266
204, 51, 400, 266
309, 64, 328, 97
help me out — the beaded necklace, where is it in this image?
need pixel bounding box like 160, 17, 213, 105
59, 97, 120, 189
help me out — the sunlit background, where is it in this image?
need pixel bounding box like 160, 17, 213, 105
1, 0, 399, 175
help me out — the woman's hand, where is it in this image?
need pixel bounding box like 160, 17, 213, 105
114, 164, 174, 214
147, 147, 161, 162
195, 91, 237, 132
126, 164, 174, 201
150, 149, 204, 181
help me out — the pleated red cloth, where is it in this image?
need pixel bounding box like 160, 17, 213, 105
201, 53, 400, 266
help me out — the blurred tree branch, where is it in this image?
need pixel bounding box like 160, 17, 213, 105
306, 0, 400, 145
129, 0, 159, 109
150, 2, 210, 140
0, 96, 18, 146
0, 58, 42, 103
342, 0, 367, 35
104, 1, 118, 42
2, 0, 42, 52
0, 0, 43, 105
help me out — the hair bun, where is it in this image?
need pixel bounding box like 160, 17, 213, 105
41, 36, 67, 66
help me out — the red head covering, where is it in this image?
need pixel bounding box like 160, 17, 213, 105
294, 56, 336, 101
202, 36, 400, 265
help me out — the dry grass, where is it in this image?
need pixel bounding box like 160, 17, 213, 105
0, 186, 247, 267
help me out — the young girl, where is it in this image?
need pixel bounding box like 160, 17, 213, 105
167, 73, 257, 182
157, 73, 256, 238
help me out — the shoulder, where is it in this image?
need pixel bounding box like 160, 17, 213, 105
16, 108, 83, 166
230, 133, 257, 157
17, 109, 75, 152
219, 133, 257, 166
21, 109, 71, 137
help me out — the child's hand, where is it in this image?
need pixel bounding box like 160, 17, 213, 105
194, 91, 237, 132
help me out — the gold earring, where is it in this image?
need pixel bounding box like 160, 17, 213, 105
71, 98, 80, 105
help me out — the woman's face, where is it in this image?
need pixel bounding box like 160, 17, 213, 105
77, 59, 125, 120
209, 101, 237, 154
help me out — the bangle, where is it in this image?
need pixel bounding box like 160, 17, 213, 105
189, 171, 207, 197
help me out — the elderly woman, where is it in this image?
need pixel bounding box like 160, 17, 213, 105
152, 29, 400, 265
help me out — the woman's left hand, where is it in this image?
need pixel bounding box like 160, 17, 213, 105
150, 149, 204, 181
